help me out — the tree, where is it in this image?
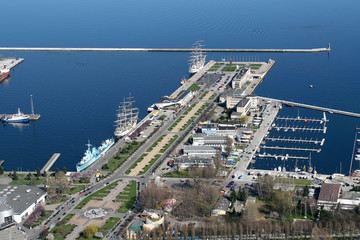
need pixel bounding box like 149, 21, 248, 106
62, 166, 67, 174
230, 190, 237, 205
0, 165, 4, 175
225, 136, 233, 157
214, 151, 222, 175
55, 168, 59, 175
303, 185, 309, 198
83, 224, 98, 238
239, 116, 248, 124
12, 171, 18, 181
42, 171, 47, 177
36, 168, 41, 178
25, 172, 32, 180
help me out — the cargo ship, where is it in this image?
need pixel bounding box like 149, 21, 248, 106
189, 40, 206, 74
114, 94, 139, 138
76, 138, 115, 172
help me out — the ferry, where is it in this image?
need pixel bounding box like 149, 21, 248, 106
1, 108, 29, 123
76, 138, 115, 172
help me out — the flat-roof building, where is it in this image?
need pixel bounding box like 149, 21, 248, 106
183, 145, 220, 157
0, 185, 47, 225
175, 156, 214, 170
192, 133, 228, 147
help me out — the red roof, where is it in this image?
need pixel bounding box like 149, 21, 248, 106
318, 183, 341, 202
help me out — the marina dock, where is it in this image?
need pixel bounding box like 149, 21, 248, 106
276, 116, 328, 123
41, 153, 61, 172
274, 125, 327, 133
265, 137, 325, 146
0, 46, 330, 53
261, 146, 322, 153
258, 154, 309, 160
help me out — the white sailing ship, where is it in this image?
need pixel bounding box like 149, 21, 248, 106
188, 40, 206, 74
114, 94, 139, 138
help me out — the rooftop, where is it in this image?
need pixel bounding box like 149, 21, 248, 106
226, 89, 244, 98
214, 196, 231, 211
318, 183, 341, 203
236, 98, 250, 108
184, 145, 220, 151
0, 185, 47, 214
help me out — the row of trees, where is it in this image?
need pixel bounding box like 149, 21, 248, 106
24, 205, 45, 227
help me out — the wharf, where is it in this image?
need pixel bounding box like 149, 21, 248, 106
261, 145, 321, 152
259, 96, 360, 118
0, 160, 4, 166
0, 58, 24, 69
0, 46, 331, 53
41, 153, 61, 172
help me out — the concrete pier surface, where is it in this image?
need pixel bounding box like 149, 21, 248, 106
41, 153, 61, 172
0, 57, 24, 69
0, 46, 330, 53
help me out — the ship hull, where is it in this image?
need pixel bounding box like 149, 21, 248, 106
2, 118, 29, 123
76, 139, 115, 172
0, 72, 9, 81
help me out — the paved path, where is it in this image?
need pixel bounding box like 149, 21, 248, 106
128, 134, 174, 176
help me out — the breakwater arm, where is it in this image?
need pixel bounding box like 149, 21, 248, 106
0, 46, 330, 53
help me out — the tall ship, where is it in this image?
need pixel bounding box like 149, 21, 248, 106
1, 108, 29, 123
0, 67, 10, 81
76, 138, 115, 172
114, 94, 139, 138
188, 40, 206, 74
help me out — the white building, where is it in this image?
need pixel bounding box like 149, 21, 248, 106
175, 156, 214, 170
0, 185, 47, 225
192, 133, 228, 147
183, 145, 220, 157
231, 67, 251, 89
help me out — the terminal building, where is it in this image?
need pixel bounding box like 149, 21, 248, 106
0, 185, 47, 228
147, 90, 194, 112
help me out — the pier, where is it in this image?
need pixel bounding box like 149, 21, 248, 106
274, 125, 327, 133
261, 146, 321, 153
276, 116, 328, 123
0, 46, 330, 53
258, 154, 309, 160
259, 96, 360, 118
265, 137, 325, 146
41, 153, 61, 172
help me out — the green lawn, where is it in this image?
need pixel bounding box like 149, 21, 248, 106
117, 181, 137, 213
65, 185, 85, 195
75, 181, 120, 209
50, 214, 75, 240
51, 224, 75, 240
119, 141, 142, 155
102, 155, 128, 172
31, 210, 53, 228
209, 93, 217, 100
274, 177, 311, 185
158, 115, 167, 120
10, 174, 45, 185
47, 196, 68, 205
187, 83, 201, 91
163, 170, 189, 178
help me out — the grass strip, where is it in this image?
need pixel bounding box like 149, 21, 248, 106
117, 181, 137, 213
75, 181, 119, 209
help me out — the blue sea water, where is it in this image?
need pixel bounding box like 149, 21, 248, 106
0, 0, 360, 174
